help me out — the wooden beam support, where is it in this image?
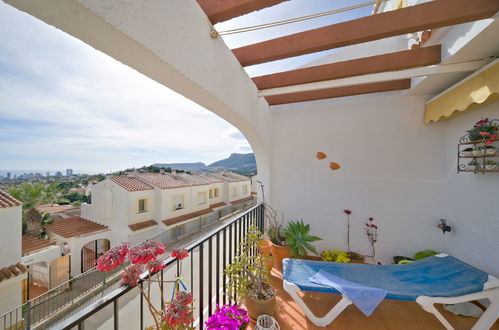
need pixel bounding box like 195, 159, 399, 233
197, 0, 288, 24
234, 0, 499, 66
253, 45, 441, 89
265, 79, 411, 105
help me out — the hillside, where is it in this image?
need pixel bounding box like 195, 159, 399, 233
152, 153, 256, 174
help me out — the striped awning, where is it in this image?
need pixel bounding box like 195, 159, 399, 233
424, 60, 499, 124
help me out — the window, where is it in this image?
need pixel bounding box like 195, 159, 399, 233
231, 186, 237, 197
209, 189, 213, 199
243, 185, 248, 194
138, 199, 147, 213
173, 195, 184, 210
214, 188, 219, 198
198, 192, 207, 205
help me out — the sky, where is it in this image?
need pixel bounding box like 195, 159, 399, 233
0, 1, 372, 174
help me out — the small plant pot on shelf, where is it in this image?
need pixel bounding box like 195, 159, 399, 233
485, 165, 497, 170
460, 151, 473, 157
485, 147, 497, 155
472, 149, 484, 156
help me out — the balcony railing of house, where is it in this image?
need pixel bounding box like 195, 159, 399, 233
1, 202, 263, 330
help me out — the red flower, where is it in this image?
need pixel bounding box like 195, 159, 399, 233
129, 240, 166, 264
172, 248, 189, 260
343, 210, 352, 215
490, 134, 497, 139
148, 259, 165, 273
479, 131, 490, 137
475, 118, 489, 127
369, 217, 373, 221
96, 243, 129, 271
120, 263, 144, 287
485, 140, 494, 146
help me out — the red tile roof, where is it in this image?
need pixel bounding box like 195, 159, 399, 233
206, 172, 250, 183
163, 208, 212, 226
231, 196, 254, 204
46, 216, 108, 238
0, 263, 27, 283
0, 190, 22, 208
22, 235, 57, 256
137, 173, 190, 189
210, 202, 226, 209
193, 173, 223, 183
128, 219, 159, 232
37, 204, 75, 214
174, 173, 211, 186
110, 175, 154, 192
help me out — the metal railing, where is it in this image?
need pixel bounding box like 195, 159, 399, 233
55, 203, 264, 330
0, 201, 261, 329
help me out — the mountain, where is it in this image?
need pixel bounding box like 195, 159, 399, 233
207, 153, 256, 171
152, 153, 256, 174
150, 162, 206, 172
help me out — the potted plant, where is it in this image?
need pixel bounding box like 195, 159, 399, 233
266, 207, 290, 271
321, 249, 350, 263
468, 159, 480, 171
472, 145, 484, 156
485, 145, 497, 155
225, 225, 276, 320
206, 305, 249, 329
343, 210, 365, 263
460, 147, 473, 157
467, 118, 498, 142
284, 220, 321, 259
484, 160, 497, 170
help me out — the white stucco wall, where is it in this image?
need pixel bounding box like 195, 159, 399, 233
270, 92, 450, 265
0, 205, 22, 267
0, 276, 24, 317
440, 102, 499, 276
21, 245, 61, 267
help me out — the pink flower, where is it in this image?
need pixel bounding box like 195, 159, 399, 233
343, 210, 352, 215
485, 140, 494, 146
475, 118, 489, 127
479, 131, 490, 137
490, 134, 497, 139
129, 240, 166, 264
96, 243, 129, 271
148, 259, 165, 273
171, 248, 189, 260
120, 263, 144, 287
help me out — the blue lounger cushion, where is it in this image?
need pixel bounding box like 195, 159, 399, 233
283, 256, 489, 301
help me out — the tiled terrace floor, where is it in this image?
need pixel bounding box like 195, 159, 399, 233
247, 268, 499, 330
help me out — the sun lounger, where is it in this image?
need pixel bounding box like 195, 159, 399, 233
283, 255, 499, 329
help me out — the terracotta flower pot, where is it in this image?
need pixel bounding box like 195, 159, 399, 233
348, 252, 365, 264
244, 284, 276, 321
270, 244, 291, 271
259, 240, 272, 256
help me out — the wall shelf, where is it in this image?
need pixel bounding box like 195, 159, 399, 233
457, 119, 498, 174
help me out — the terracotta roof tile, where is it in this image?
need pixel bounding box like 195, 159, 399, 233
37, 204, 75, 214
206, 172, 250, 183
46, 216, 108, 238
110, 176, 155, 192
0, 263, 27, 282
22, 235, 57, 256
136, 173, 190, 189
210, 202, 226, 209
0, 190, 22, 208
231, 196, 254, 204
163, 208, 212, 226
193, 173, 223, 183
128, 219, 159, 232
173, 173, 211, 186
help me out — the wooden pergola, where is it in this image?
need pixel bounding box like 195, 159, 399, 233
197, 0, 499, 105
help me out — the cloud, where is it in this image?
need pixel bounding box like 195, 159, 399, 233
0, 2, 251, 173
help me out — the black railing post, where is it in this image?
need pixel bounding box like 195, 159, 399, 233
208, 237, 213, 316
160, 269, 164, 309
113, 299, 118, 330
140, 282, 144, 330
216, 232, 220, 306
222, 228, 227, 305
199, 244, 204, 327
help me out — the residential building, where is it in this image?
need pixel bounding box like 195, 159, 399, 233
81, 171, 252, 246
66, 169, 73, 176
0, 191, 26, 316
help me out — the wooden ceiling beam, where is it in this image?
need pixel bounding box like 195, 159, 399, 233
197, 0, 289, 24
253, 45, 441, 90
234, 0, 499, 66
265, 79, 411, 105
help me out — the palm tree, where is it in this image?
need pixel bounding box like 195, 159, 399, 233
7, 183, 49, 222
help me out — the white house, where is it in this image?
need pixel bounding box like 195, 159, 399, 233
0, 191, 27, 317
81, 171, 252, 246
